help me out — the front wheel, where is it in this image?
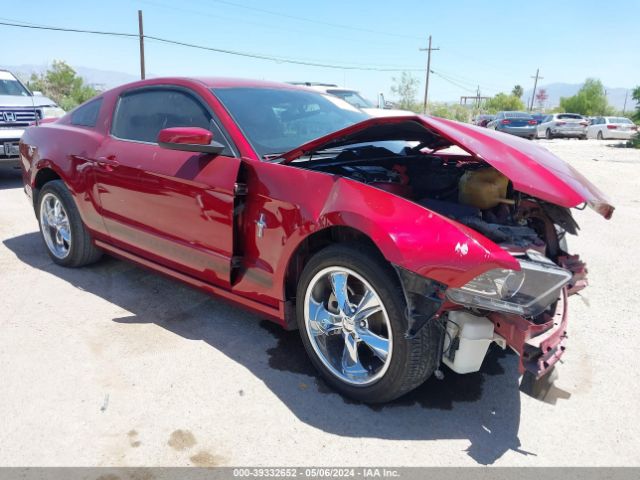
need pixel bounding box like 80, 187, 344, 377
546, 128, 553, 139
597, 131, 604, 140
296, 244, 441, 403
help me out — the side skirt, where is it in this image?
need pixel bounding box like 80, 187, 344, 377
95, 240, 286, 324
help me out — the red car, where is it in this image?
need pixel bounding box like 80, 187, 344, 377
19, 78, 613, 403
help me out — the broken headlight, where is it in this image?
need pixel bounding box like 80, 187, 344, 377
446, 252, 572, 316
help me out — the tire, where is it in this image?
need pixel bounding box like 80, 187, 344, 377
36, 180, 102, 267
545, 128, 553, 140
579, 135, 587, 140
296, 243, 441, 403
597, 131, 604, 140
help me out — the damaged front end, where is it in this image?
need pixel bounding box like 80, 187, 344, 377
397, 197, 592, 384
281, 114, 612, 390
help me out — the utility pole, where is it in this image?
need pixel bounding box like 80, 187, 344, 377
138, 10, 146, 80
623, 90, 628, 114
529, 68, 543, 112
419, 35, 439, 114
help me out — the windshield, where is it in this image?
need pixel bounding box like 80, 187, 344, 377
608, 117, 632, 124
505, 111, 533, 119
326, 89, 374, 109
557, 114, 583, 120
212, 87, 369, 157
0, 71, 31, 97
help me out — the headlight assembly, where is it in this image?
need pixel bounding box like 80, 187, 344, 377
446, 251, 572, 317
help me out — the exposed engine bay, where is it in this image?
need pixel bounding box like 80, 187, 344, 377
299, 147, 590, 383
303, 149, 579, 260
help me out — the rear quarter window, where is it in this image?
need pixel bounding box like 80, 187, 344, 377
557, 114, 582, 120
70, 98, 103, 127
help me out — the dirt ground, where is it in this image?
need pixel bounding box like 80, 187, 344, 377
1, 138, 639, 467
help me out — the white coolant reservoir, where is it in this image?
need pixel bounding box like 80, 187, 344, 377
442, 311, 495, 374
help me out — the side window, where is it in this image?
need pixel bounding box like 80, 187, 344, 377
113, 88, 213, 144
70, 97, 103, 127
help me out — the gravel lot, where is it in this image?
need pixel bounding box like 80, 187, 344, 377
1, 139, 639, 467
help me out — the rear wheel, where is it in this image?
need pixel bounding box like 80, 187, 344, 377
37, 180, 102, 267
296, 244, 441, 403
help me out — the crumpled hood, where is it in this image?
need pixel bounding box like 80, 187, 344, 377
280, 115, 614, 219
361, 107, 415, 118
0, 94, 58, 108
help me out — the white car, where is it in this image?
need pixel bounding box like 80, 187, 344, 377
0, 69, 65, 166
536, 113, 588, 139
587, 116, 638, 140
290, 82, 413, 117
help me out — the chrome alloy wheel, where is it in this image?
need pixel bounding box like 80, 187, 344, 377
303, 266, 393, 386
39, 192, 71, 259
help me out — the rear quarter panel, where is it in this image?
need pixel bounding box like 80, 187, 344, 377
21, 122, 107, 237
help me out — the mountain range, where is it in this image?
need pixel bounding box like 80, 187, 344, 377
523, 82, 635, 111
2, 63, 637, 113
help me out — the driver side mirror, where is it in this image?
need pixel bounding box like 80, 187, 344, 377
157, 127, 225, 155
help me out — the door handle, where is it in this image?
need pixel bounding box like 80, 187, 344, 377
96, 157, 119, 169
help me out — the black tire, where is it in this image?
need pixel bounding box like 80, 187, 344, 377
36, 180, 102, 267
579, 135, 587, 140
296, 243, 441, 403
597, 131, 604, 140
545, 128, 553, 139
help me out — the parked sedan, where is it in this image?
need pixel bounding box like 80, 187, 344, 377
587, 116, 638, 140
536, 113, 588, 139
486, 111, 537, 139
472, 114, 495, 127
20, 78, 613, 403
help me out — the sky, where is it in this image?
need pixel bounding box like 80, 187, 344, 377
2, 0, 639, 102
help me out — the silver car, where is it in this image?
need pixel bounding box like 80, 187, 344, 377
0, 69, 65, 166
536, 113, 588, 139
587, 116, 638, 140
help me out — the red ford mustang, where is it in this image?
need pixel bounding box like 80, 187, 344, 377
19, 78, 613, 403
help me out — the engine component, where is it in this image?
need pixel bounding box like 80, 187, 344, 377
342, 165, 412, 197
419, 198, 481, 219
458, 167, 514, 209
442, 311, 495, 374
457, 216, 544, 247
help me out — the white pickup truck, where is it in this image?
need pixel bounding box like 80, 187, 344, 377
0, 69, 65, 167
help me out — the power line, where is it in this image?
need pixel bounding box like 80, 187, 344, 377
203, 0, 424, 41
0, 20, 426, 72
430, 70, 477, 94
141, 0, 417, 49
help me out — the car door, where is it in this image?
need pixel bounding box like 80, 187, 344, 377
590, 117, 604, 138
93, 86, 241, 289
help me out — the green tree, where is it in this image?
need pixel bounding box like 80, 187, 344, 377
429, 102, 471, 122
484, 93, 526, 113
631, 85, 640, 123
27, 60, 98, 111
559, 78, 613, 116
511, 85, 524, 98
390, 72, 421, 112
629, 86, 640, 148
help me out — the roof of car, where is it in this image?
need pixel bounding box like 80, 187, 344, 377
193, 77, 307, 90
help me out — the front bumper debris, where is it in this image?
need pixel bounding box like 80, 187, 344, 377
488, 288, 569, 379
